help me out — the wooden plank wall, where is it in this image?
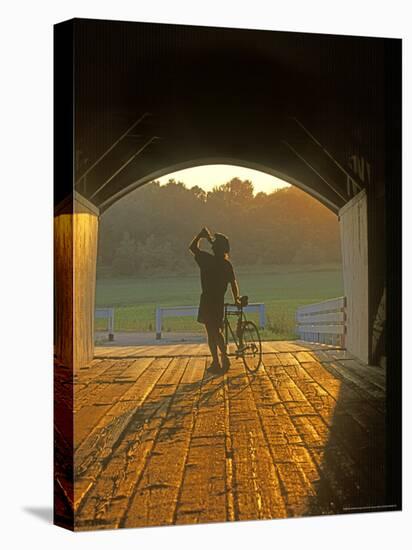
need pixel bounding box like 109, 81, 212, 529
54, 213, 74, 368
339, 190, 369, 363
74, 212, 98, 368
54, 194, 99, 370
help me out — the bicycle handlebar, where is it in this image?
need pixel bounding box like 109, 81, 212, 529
225, 295, 249, 308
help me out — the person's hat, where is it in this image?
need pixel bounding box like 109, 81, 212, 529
213, 232, 230, 254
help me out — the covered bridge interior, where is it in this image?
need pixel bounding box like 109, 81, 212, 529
55, 19, 399, 371
53, 19, 401, 529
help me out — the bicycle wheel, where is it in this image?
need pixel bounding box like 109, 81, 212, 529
240, 320, 262, 372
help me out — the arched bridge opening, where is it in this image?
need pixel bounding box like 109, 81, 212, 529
54, 19, 395, 372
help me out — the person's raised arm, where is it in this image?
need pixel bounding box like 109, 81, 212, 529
189, 227, 212, 255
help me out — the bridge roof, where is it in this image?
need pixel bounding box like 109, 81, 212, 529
55, 18, 399, 213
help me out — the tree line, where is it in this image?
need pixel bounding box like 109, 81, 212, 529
97, 178, 341, 277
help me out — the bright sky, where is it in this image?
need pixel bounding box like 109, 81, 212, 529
156, 164, 290, 195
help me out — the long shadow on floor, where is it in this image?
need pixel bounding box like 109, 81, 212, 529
74, 366, 256, 480
303, 365, 386, 516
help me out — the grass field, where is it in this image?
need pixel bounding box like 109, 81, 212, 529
95, 264, 343, 340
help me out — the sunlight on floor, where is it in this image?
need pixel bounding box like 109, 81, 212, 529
66, 342, 370, 529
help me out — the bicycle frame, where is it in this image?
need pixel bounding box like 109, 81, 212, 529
223, 303, 246, 356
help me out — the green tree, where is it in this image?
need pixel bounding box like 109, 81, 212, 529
97, 177, 341, 277
112, 232, 136, 275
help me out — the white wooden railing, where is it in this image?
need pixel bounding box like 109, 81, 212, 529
296, 296, 346, 347
95, 307, 115, 341
155, 303, 266, 340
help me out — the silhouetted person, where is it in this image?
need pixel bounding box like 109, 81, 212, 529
189, 227, 240, 374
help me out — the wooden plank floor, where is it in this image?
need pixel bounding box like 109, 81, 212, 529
69, 341, 386, 530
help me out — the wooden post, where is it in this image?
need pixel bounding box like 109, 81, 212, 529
259, 304, 266, 329
108, 308, 115, 341
155, 307, 162, 340
54, 192, 99, 371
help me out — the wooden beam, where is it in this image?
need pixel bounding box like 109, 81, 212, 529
54, 193, 99, 370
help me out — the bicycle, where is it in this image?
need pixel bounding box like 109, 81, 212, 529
223, 295, 262, 372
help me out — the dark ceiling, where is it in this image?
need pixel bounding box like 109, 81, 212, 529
55, 18, 397, 212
